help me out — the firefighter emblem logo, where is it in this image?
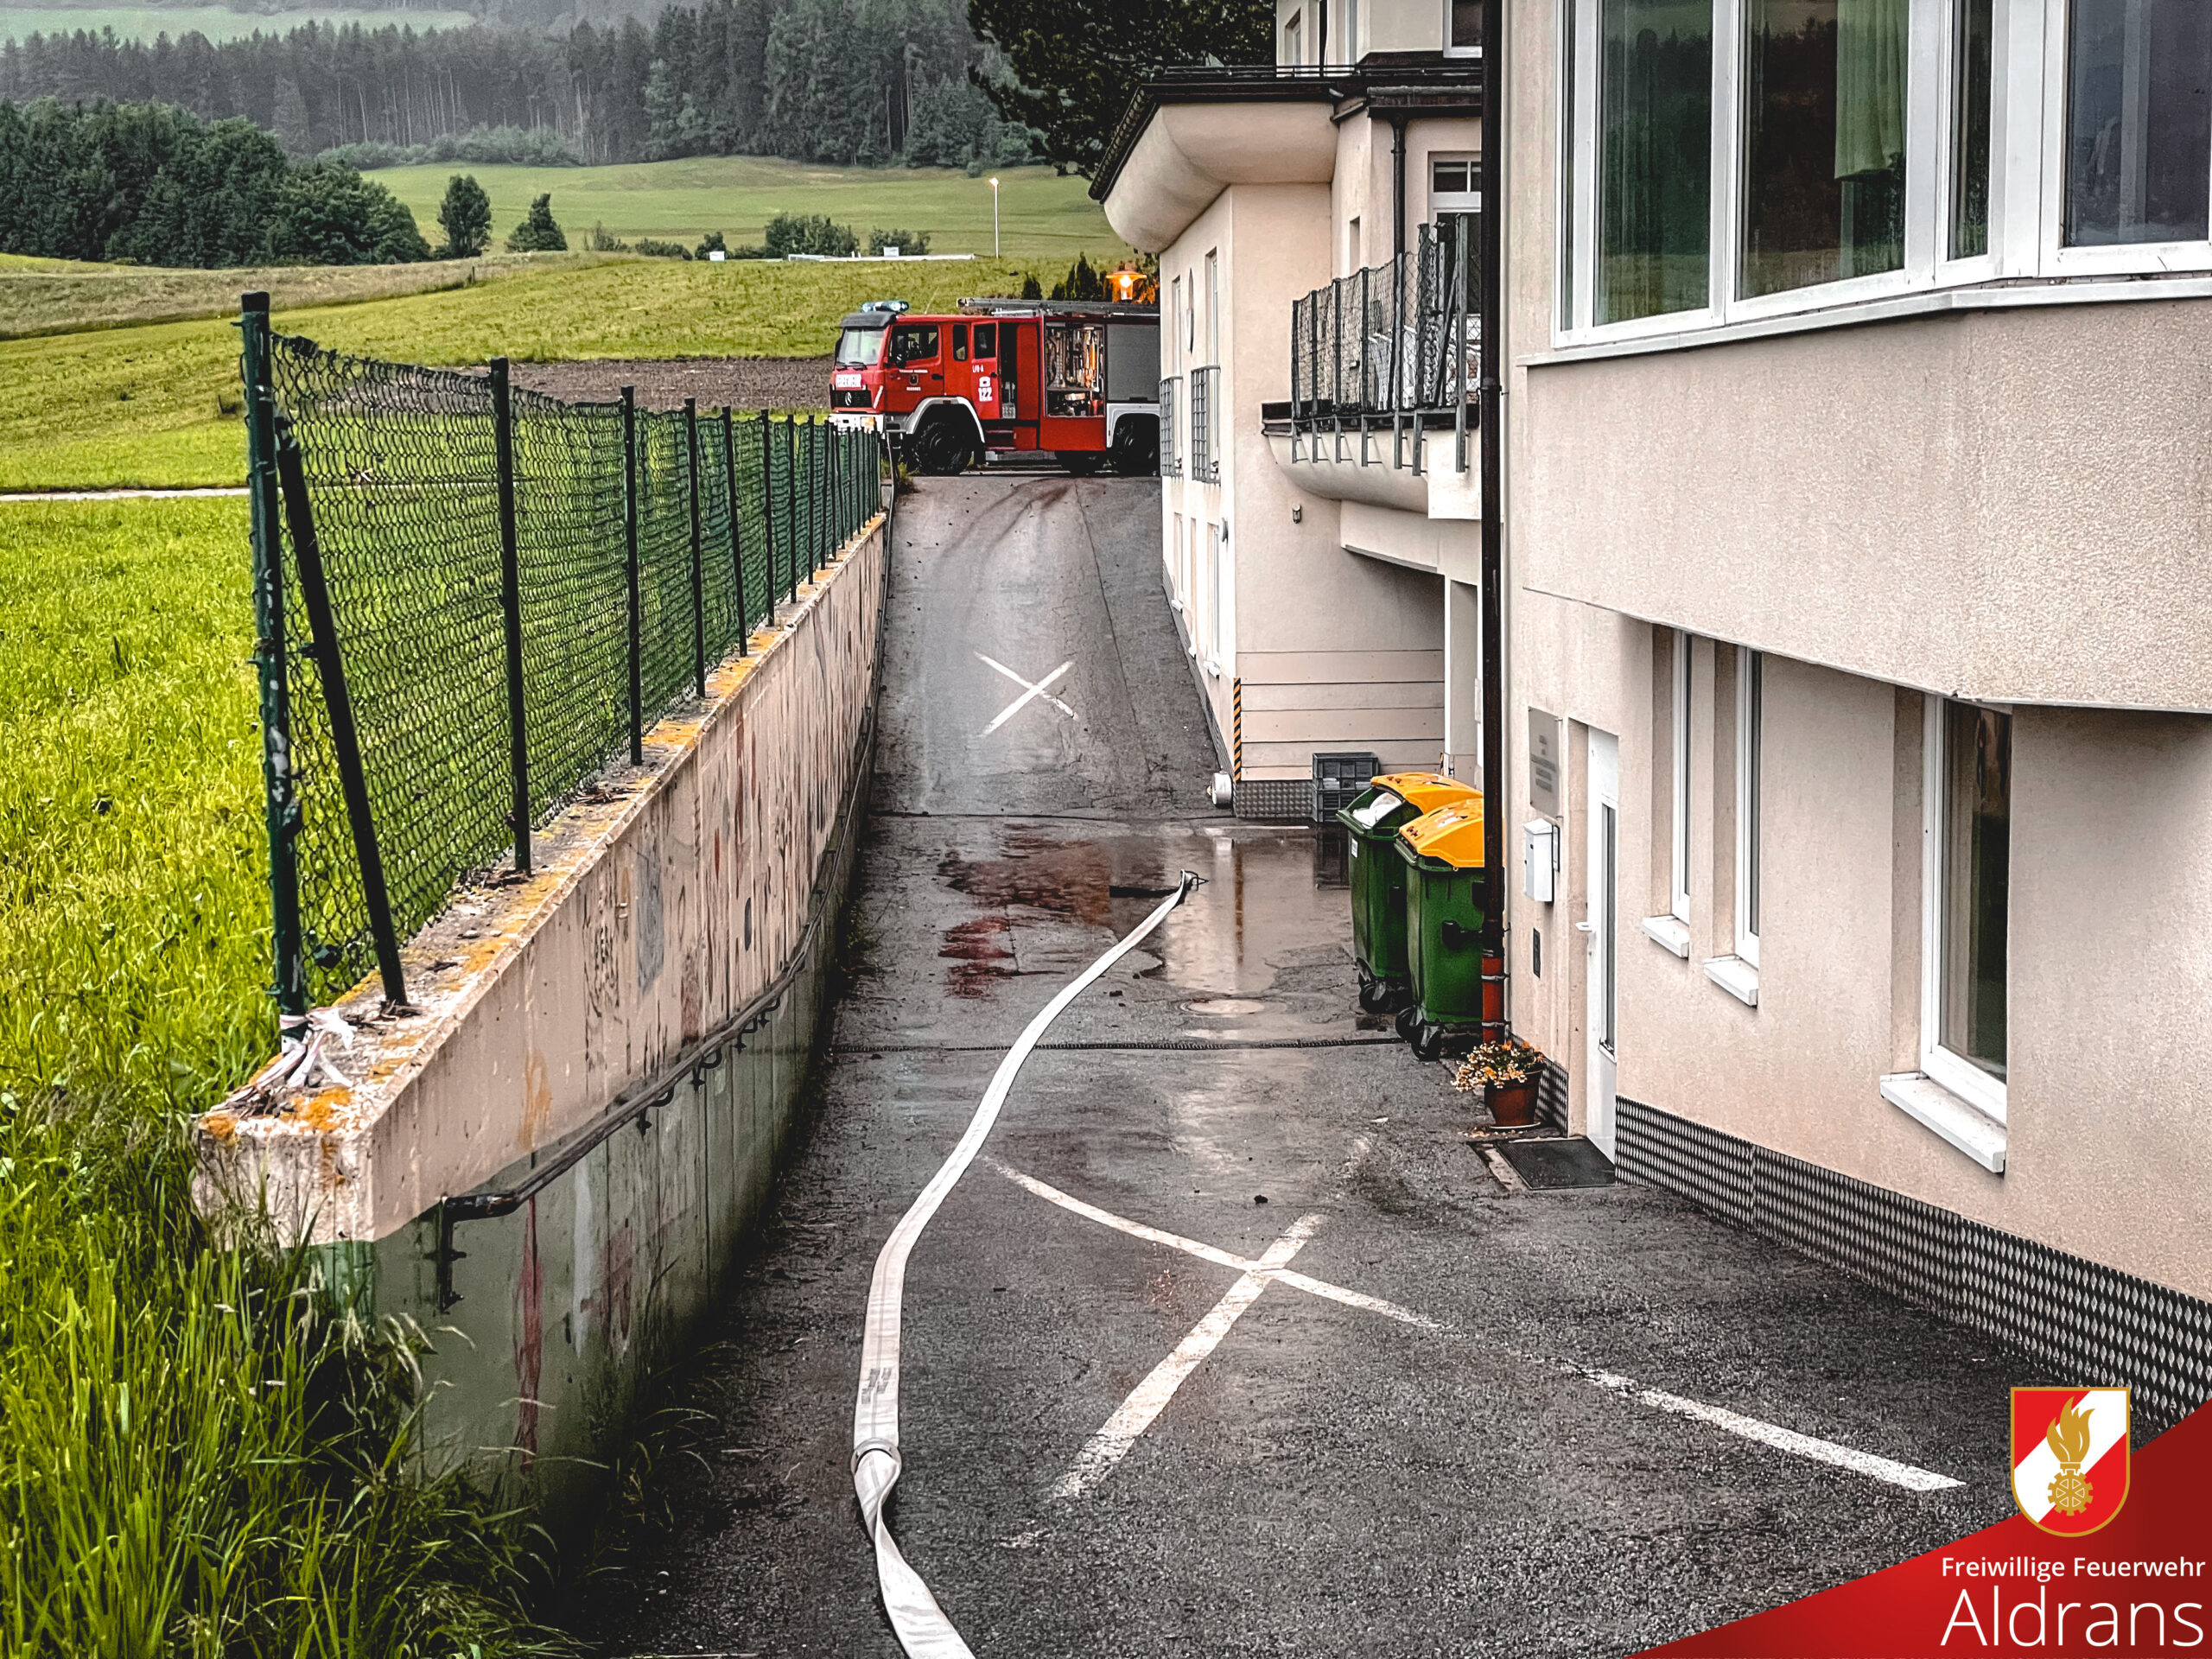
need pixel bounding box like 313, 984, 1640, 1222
2011, 1388, 2130, 1536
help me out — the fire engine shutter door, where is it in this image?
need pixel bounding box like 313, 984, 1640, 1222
1106, 321, 1160, 404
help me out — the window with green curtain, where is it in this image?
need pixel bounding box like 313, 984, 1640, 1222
1598, 0, 1713, 323
1740, 0, 1906, 297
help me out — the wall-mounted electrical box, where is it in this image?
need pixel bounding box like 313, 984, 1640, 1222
1523, 818, 1558, 903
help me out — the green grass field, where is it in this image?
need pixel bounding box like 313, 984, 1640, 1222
0, 249, 625, 340
0, 495, 554, 1657
0, 3, 473, 42
378, 156, 1124, 264
0, 254, 1056, 490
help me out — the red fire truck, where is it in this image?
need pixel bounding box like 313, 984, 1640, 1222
828, 298, 1160, 477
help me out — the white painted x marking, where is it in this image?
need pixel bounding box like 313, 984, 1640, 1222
976, 653, 1077, 734
988, 1160, 1962, 1497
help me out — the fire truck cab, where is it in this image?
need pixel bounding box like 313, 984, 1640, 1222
829, 299, 1160, 478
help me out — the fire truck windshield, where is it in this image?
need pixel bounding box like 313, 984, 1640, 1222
835, 326, 886, 366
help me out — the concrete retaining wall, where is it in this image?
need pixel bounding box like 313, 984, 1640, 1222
197, 510, 887, 1517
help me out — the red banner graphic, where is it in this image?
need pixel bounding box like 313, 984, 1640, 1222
1637, 1395, 2211, 1657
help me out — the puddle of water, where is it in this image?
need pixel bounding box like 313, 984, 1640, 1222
940, 914, 1014, 1000
933, 822, 1355, 1004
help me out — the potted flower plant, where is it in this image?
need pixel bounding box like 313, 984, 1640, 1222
1452, 1039, 1547, 1128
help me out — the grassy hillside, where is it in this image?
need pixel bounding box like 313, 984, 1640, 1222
377, 156, 1126, 264
0, 249, 625, 339
0, 254, 1049, 490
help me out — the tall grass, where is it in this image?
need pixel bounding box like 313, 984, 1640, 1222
0, 498, 561, 1656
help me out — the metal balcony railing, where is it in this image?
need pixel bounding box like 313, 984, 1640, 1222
1158, 376, 1181, 477
1287, 221, 1478, 471
1189, 365, 1219, 484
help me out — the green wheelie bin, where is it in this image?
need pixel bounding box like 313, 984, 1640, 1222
1335, 772, 1480, 1014
1394, 798, 1493, 1061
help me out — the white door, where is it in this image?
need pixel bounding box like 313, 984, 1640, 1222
1585, 728, 1619, 1158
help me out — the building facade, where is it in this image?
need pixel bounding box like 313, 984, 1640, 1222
1104, 0, 2212, 1424
1503, 0, 2212, 1418
1097, 5, 1485, 816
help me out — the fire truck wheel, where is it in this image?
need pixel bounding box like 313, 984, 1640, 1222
912, 416, 972, 476
1109, 418, 1159, 476
1056, 452, 1106, 477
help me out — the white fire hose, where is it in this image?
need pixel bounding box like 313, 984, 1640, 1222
852, 871, 1202, 1657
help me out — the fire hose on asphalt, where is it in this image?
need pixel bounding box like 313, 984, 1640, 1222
852, 870, 1203, 1658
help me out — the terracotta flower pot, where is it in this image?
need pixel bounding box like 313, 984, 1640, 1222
1485, 1074, 1540, 1128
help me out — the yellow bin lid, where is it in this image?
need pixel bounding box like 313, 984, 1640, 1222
1370, 771, 1479, 817
1397, 797, 1487, 868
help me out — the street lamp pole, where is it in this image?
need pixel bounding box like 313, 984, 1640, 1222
989, 176, 1000, 258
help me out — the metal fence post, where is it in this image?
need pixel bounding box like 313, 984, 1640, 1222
784, 414, 799, 605
240, 292, 306, 1020
721, 406, 747, 653
489, 356, 530, 875
758, 409, 777, 620
685, 397, 706, 696
810, 420, 825, 575
621, 386, 643, 763
275, 424, 407, 1009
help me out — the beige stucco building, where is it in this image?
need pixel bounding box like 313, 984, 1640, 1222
1097, 4, 1486, 816
1104, 0, 2212, 1425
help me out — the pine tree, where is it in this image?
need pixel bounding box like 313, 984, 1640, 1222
505, 192, 567, 252
271, 76, 310, 156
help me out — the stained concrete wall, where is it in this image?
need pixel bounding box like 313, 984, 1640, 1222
199, 513, 887, 1517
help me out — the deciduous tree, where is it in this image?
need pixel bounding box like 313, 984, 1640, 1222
435, 173, 491, 258
966, 0, 1274, 173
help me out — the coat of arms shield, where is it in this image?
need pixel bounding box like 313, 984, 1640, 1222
2011, 1388, 2131, 1536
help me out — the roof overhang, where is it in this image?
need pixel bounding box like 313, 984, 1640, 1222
1092, 60, 1484, 255
1102, 100, 1340, 252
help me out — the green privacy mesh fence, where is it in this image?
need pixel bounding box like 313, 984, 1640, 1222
239, 296, 880, 1016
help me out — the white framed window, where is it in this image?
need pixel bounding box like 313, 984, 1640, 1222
1554, 0, 2212, 346
1921, 695, 2010, 1120
1446, 0, 1480, 56
1169, 276, 1183, 370
1734, 648, 1761, 968
1670, 629, 1691, 925
1429, 153, 1483, 221
1283, 10, 1301, 67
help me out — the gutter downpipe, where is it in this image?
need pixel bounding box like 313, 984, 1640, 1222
1391, 113, 1409, 257
1478, 0, 1507, 1039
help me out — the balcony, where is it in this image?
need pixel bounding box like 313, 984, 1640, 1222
1267, 225, 1478, 516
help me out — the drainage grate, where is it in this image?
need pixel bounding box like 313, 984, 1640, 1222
1500, 1137, 1618, 1191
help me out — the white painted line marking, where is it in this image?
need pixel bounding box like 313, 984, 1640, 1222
993, 1164, 1961, 1496
1049, 1212, 1326, 1500
976, 653, 1077, 734
1585, 1372, 1965, 1494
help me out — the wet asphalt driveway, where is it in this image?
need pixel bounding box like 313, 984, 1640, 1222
582, 472, 2018, 1659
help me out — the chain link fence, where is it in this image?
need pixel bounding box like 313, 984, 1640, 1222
241, 297, 882, 1016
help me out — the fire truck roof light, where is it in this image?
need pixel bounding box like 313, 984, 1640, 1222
861, 300, 910, 314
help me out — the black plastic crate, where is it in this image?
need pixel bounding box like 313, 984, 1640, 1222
1310, 751, 1382, 823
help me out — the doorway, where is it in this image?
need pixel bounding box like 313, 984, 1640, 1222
1585, 728, 1619, 1158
